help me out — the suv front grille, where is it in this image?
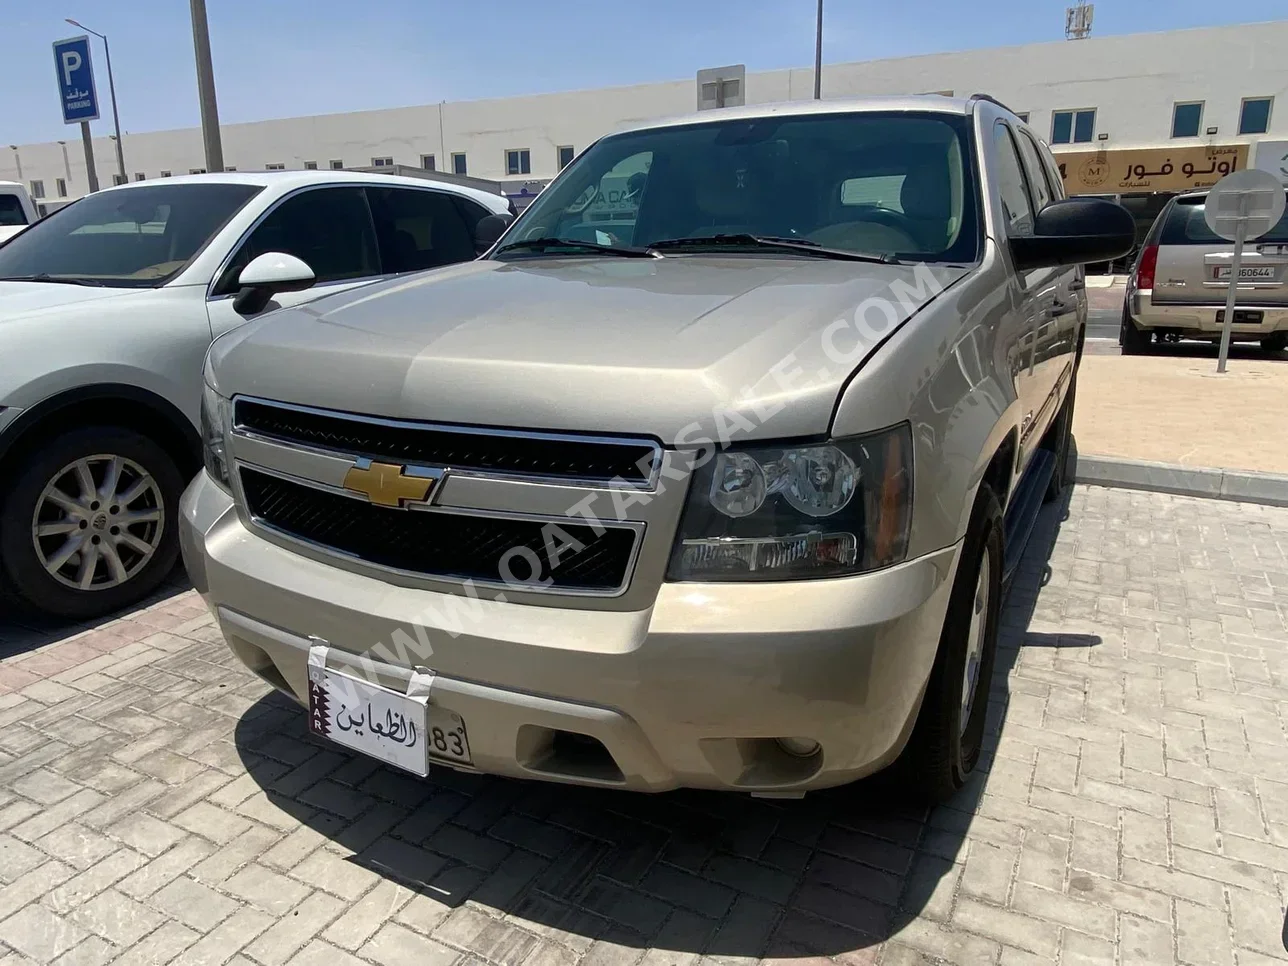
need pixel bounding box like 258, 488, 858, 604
234, 399, 659, 486
240, 468, 638, 593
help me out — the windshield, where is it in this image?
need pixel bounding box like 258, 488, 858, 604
495, 111, 979, 262
0, 182, 262, 287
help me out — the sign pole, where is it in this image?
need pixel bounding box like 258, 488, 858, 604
1215, 218, 1246, 374
79, 121, 99, 193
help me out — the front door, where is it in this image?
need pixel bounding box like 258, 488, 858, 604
990, 119, 1055, 471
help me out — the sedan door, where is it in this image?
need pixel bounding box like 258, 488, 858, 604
206, 185, 383, 341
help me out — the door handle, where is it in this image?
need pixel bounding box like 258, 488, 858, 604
1068, 278, 1086, 291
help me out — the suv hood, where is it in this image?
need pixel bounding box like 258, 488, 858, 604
208, 257, 966, 443
0, 281, 139, 321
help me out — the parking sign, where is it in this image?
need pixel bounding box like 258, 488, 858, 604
53, 35, 100, 124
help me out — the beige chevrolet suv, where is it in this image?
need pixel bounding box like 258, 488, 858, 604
180, 96, 1133, 801
1122, 187, 1288, 354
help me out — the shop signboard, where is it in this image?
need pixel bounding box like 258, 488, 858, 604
1055, 144, 1248, 195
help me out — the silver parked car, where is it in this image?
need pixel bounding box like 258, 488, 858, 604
181, 96, 1133, 801
0, 171, 512, 619
1121, 187, 1288, 354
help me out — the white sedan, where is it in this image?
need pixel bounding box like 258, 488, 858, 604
0, 170, 514, 619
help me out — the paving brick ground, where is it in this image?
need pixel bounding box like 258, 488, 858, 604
1, 484, 1287, 966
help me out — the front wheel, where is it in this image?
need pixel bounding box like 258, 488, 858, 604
898, 486, 1004, 803
0, 427, 184, 620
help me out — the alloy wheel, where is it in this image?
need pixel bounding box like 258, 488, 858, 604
959, 551, 991, 736
30, 454, 165, 592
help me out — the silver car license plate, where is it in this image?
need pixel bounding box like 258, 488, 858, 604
1214, 265, 1280, 281
307, 666, 472, 774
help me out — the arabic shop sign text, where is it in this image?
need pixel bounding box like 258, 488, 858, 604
1055, 145, 1248, 194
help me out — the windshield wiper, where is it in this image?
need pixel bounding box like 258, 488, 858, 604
0, 273, 106, 286
494, 237, 660, 258
648, 234, 900, 264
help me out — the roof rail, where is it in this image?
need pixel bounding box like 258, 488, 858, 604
967, 93, 1020, 116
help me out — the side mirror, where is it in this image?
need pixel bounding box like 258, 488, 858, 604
474, 212, 514, 254
232, 251, 315, 315
1010, 198, 1136, 272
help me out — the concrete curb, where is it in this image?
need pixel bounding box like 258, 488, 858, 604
1075, 455, 1288, 507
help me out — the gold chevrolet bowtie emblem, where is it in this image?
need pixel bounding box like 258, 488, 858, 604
343, 461, 437, 508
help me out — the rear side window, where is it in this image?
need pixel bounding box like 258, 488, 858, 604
1015, 134, 1054, 211
1160, 195, 1288, 245
0, 194, 28, 227
365, 187, 478, 273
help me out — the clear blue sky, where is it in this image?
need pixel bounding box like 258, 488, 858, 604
3, 0, 1285, 145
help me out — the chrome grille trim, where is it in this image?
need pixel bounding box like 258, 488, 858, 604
231, 395, 664, 490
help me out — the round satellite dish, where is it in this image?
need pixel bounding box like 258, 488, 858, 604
1203, 168, 1286, 242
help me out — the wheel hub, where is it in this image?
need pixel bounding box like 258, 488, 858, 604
30, 454, 166, 593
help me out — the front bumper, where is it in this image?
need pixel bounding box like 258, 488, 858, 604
180, 470, 961, 794
1130, 291, 1288, 337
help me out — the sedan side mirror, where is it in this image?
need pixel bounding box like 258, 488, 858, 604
232, 251, 316, 315
1010, 198, 1136, 272
474, 212, 514, 254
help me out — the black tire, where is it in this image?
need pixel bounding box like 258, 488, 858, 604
1119, 308, 1151, 355
899, 486, 1004, 804
1261, 333, 1288, 354
1043, 375, 1077, 503
0, 426, 184, 620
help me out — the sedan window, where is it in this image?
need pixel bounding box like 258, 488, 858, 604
0, 183, 261, 287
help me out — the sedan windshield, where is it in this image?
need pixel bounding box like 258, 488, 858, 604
495, 111, 979, 263
0, 182, 262, 287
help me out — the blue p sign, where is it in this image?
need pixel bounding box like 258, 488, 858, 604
53, 35, 100, 124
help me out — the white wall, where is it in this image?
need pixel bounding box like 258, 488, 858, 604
6, 20, 1287, 203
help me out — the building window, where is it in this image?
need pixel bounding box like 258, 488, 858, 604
189, 168, 206, 175
1172, 102, 1203, 138
1051, 108, 1095, 144
224, 166, 236, 172
1239, 97, 1274, 135
29, 180, 45, 198
452, 153, 467, 175
558, 146, 575, 169
505, 149, 531, 176
303, 161, 318, 170
112, 174, 127, 186
160, 170, 172, 177
1015, 112, 1030, 124
329, 160, 343, 170
133, 172, 145, 182
372, 157, 394, 167
56, 178, 67, 197
265, 163, 286, 170
421, 154, 436, 171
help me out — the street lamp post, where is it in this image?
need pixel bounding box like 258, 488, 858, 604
7, 145, 21, 182
813, 0, 824, 100
65, 18, 126, 182
189, 0, 225, 173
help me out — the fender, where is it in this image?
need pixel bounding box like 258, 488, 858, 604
0, 382, 199, 469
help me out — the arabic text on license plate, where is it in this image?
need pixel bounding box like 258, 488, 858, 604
1215, 265, 1278, 280
307, 668, 472, 775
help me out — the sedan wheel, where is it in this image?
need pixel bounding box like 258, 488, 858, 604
32, 454, 165, 592
1, 427, 184, 620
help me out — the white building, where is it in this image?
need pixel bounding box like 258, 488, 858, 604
6, 19, 1288, 209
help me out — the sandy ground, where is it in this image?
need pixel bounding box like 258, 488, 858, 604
1074, 353, 1288, 474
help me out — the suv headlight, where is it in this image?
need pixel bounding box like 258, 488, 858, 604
666, 424, 912, 581
201, 384, 232, 492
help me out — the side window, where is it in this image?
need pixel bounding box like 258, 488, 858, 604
992, 122, 1035, 237
366, 187, 477, 273
214, 187, 378, 295
1015, 133, 1054, 211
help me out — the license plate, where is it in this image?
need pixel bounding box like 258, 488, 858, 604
1214, 265, 1280, 281
307, 665, 472, 775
